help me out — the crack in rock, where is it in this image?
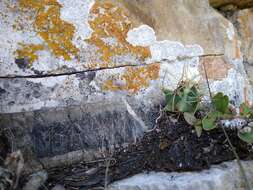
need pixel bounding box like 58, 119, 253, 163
0, 54, 224, 79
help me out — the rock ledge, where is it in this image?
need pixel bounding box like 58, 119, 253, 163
109, 161, 253, 190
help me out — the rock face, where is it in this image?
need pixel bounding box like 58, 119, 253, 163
0, 0, 252, 162
109, 161, 253, 190
237, 8, 253, 65
236, 8, 253, 87
225, 8, 253, 88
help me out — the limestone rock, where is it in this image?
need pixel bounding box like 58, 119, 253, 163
120, 0, 239, 58
234, 8, 253, 89
109, 161, 253, 190
0, 0, 252, 161
0, 0, 249, 113
237, 8, 253, 64
22, 171, 48, 190
51, 185, 65, 190
0, 167, 12, 190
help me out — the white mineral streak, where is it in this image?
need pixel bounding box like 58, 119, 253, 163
226, 22, 235, 41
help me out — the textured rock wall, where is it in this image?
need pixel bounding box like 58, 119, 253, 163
0, 0, 253, 162
234, 8, 253, 87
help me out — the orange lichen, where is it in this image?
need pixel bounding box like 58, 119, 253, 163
103, 63, 160, 93
199, 57, 233, 80
19, 0, 78, 60
86, 1, 151, 67
15, 44, 44, 65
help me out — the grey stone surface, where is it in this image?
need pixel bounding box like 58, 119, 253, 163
23, 170, 48, 190
0, 100, 159, 159
109, 161, 253, 190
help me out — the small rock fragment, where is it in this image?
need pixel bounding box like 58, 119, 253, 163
22, 170, 48, 190
0, 167, 13, 190
51, 184, 65, 190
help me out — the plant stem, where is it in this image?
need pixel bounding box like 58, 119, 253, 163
202, 61, 252, 190
202, 61, 212, 100
222, 127, 252, 190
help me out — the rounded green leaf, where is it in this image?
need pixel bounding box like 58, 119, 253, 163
238, 128, 253, 143
202, 111, 219, 131
212, 92, 229, 114
202, 117, 216, 131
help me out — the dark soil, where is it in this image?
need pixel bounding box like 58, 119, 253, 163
0, 130, 10, 165
46, 113, 253, 189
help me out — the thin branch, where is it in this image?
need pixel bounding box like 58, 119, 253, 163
222, 127, 252, 190
202, 61, 213, 99
202, 61, 252, 190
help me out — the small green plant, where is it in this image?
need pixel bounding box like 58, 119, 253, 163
163, 83, 253, 143
202, 92, 233, 131
238, 103, 253, 143
163, 82, 200, 113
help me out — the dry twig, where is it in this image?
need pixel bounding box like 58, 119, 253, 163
202, 61, 252, 190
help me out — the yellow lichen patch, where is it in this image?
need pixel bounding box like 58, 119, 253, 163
19, 0, 78, 60
15, 44, 44, 65
86, 0, 151, 67
103, 63, 160, 93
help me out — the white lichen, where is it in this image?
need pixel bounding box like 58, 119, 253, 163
126, 25, 156, 47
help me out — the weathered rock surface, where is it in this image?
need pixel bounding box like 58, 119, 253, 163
0, 101, 158, 160
0, 0, 251, 113
237, 8, 253, 64
23, 171, 48, 190
0, 0, 252, 161
109, 161, 253, 190
228, 8, 253, 87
